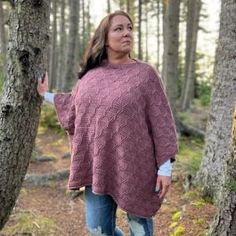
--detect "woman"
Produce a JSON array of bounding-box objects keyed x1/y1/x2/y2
[{"x1": 38, "y1": 11, "x2": 178, "y2": 236}]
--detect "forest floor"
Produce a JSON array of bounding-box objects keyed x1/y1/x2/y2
[{"x1": 1, "y1": 103, "x2": 217, "y2": 236}]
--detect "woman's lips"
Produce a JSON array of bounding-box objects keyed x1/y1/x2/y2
[{"x1": 122, "y1": 41, "x2": 131, "y2": 44}]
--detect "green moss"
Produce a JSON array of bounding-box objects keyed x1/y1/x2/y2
[
  {"x1": 183, "y1": 190, "x2": 199, "y2": 200},
  {"x1": 0, "y1": 53, "x2": 5, "y2": 94},
  {"x1": 171, "y1": 226, "x2": 185, "y2": 236},
  {"x1": 38, "y1": 104, "x2": 65, "y2": 134},
  {"x1": 191, "y1": 199, "x2": 206, "y2": 208},
  {"x1": 193, "y1": 218, "x2": 204, "y2": 225},
  {"x1": 226, "y1": 180, "x2": 236, "y2": 193},
  {"x1": 169, "y1": 222, "x2": 178, "y2": 229},
  {"x1": 176, "y1": 137, "x2": 203, "y2": 175},
  {"x1": 2, "y1": 210, "x2": 56, "y2": 235},
  {"x1": 172, "y1": 211, "x2": 182, "y2": 222}
]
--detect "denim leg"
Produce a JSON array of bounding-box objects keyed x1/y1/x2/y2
[
  {"x1": 85, "y1": 186, "x2": 124, "y2": 236},
  {"x1": 127, "y1": 214, "x2": 153, "y2": 236}
]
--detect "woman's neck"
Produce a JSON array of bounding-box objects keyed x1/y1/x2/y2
[{"x1": 107, "y1": 54, "x2": 134, "y2": 65}]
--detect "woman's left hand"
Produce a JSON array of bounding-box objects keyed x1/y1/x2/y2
[{"x1": 155, "y1": 175, "x2": 171, "y2": 199}]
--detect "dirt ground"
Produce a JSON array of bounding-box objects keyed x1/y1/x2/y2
[{"x1": 1, "y1": 131, "x2": 216, "y2": 236}]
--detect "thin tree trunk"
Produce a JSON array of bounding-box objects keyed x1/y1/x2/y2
[
  {"x1": 126, "y1": 0, "x2": 130, "y2": 13},
  {"x1": 145, "y1": 1, "x2": 148, "y2": 62},
  {"x1": 0, "y1": 1, "x2": 6, "y2": 57},
  {"x1": 138, "y1": 0, "x2": 143, "y2": 60},
  {"x1": 156, "y1": 0, "x2": 160, "y2": 67},
  {"x1": 56, "y1": 0, "x2": 66, "y2": 91},
  {"x1": 49, "y1": 0, "x2": 57, "y2": 91},
  {"x1": 87, "y1": 0, "x2": 91, "y2": 38},
  {"x1": 0, "y1": 0, "x2": 50, "y2": 229},
  {"x1": 180, "y1": 0, "x2": 201, "y2": 111},
  {"x1": 107, "y1": 0, "x2": 111, "y2": 14},
  {"x1": 196, "y1": 0, "x2": 236, "y2": 202},
  {"x1": 63, "y1": 0, "x2": 79, "y2": 91},
  {"x1": 76, "y1": 0, "x2": 81, "y2": 63},
  {"x1": 120, "y1": 0, "x2": 124, "y2": 10},
  {"x1": 82, "y1": 0, "x2": 86, "y2": 55},
  {"x1": 161, "y1": 0, "x2": 167, "y2": 79},
  {"x1": 161, "y1": 0, "x2": 180, "y2": 114}
]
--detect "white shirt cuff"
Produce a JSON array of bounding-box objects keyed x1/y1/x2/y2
[
  {"x1": 44, "y1": 92, "x2": 55, "y2": 104},
  {"x1": 157, "y1": 159, "x2": 172, "y2": 176}
]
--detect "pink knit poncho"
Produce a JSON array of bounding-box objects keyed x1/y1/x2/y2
[{"x1": 54, "y1": 60, "x2": 178, "y2": 218}]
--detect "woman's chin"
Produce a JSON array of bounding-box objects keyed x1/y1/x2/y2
[{"x1": 121, "y1": 47, "x2": 132, "y2": 54}]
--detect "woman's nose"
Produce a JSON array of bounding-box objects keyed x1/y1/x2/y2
[{"x1": 123, "y1": 29, "x2": 131, "y2": 37}]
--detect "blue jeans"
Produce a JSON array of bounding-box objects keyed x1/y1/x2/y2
[{"x1": 85, "y1": 186, "x2": 153, "y2": 236}]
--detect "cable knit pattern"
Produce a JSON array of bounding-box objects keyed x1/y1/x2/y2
[{"x1": 54, "y1": 60, "x2": 178, "y2": 218}]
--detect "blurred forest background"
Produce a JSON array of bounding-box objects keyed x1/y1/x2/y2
[{"x1": 0, "y1": 0, "x2": 236, "y2": 236}]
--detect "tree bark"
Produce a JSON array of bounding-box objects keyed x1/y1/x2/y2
[
  {"x1": 56, "y1": 0, "x2": 66, "y2": 91},
  {"x1": 180, "y1": 0, "x2": 201, "y2": 111},
  {"x1": 0, "y1": 1, "x2": 7, "y2": 57},
  {"x1": 107, "y1": 0, "x2": 111, "y2": 14},
  {"x1": 161, "y1": 0, "x2": 180, "y2": 114},
  {"x1": 49, "y1": 0, "x2": 58, "y2": 91},
  {"x1": 196, "y1": 0, "x2": 236, "y2": 202},
  {"x1": 161, "y1": 0, "x2": 167, "y2": 79},
  {"x1": 138, "y1": 0, "x2": 143, "y2": 60},
  {"x1": 126, "y1": 0, "x2": 130, "y2": 13},
  {"x1": 62, "y1": 0, "x2": 79, "y2": 91},
  {"x1": 145, "y1": 0, "x2": 149, "y2": 62},
  {"x1": 209, "y1": 106, "x2": 236, "y2": 235},
  {"x1": 156, "y1": 0, "x2": 160, "y2": 67},
  {"x1": 0, "y1": 0, "x2": 50, "y2": 229}
]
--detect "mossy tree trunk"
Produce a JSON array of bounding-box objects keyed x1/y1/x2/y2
[
  {"x1": 196, "y1": 0, "x2": 236, "y2": 202},
  {"x1": 0, "y1": 0, "x2": 50, "y2": 229},
  {"x1": 209, "y1": 106, "x2": 236, "y2": 235}
]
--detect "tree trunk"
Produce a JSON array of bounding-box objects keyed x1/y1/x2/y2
[
  {"x1": 0, "y1": 0, "x2": 50, "y2": 229},
  {"x1": 119, "y1": 0, "x2": 125, "y2": 10},
  {"x1": 138, "y1": 0, "x2": 143, "y2": 60},
  {"x1": 161, "y1": 0, "x2": 167, "y2": 79},
  {"x1": 209, "y1": 106, "x2": 236, "y2": 235},
  {"x1": 180, "y1": 0, "x2": 201, "y2": 111},
  {"x1": 161, "y1": 0, "x2": 180, "y2": 114},
  {"x1": 145, "y1": 1, "x2": 148, "y2": 62},
  {"x1": 107, "y1": 0, "x2": 111, "y2": 14},
  {"x1": 56, "y1": 0, "x2": 66, "y2": 91},
  {"x1": 49, "y1": 0, "x2": 58, "y2": 91},
  {"x1": 126, "y1": 0, "x2": 130, "y2": 13},
  {"x1": 62, "y1": 0, "x2": 79, "y2": 91},
  {"x1": 82, "y1": 0, "x2": 86, "y2": 55},
  {"x1": 196, "y1": 0, "x2": 236, "y2": 202},
  {"x1": 0, "y1": 1, "x2": 6, "y2": 57},
  {"x1": 76, "y1": 0, "x2": 82, "y2": 63},
  {"x1": 87, "y1": 0, "x2": 91, "y2": 39},
  {"x1": 156, "y1": 0, "x2": 160, "y2": 67}
]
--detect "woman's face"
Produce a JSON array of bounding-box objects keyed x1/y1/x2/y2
[{"x1": 106, "y1": 15, "x2": 133, "y2": 56}]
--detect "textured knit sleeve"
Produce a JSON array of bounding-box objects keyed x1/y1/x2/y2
[
  {"x1": 146, "y1": 67, "x2": 178, "y2": 168},
  {"x1": 53, "y1": 82, "x2": 79, "y2": 136}
]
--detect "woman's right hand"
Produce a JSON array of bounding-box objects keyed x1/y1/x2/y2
[{"x1": 37, "y1": 71, "x2": 48, "y2": 97}]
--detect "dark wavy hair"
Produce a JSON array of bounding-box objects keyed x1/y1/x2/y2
[{"x1": 78, "y1": 11, "x2": 133, "y2": 79}]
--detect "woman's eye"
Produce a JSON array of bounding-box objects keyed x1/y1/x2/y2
[
  {"x1": 115, "y1": 27, "x2": 122, "y2": 31},
  {"x1": 128, "y1": 26, "x2": 133, "y2": 31}
]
